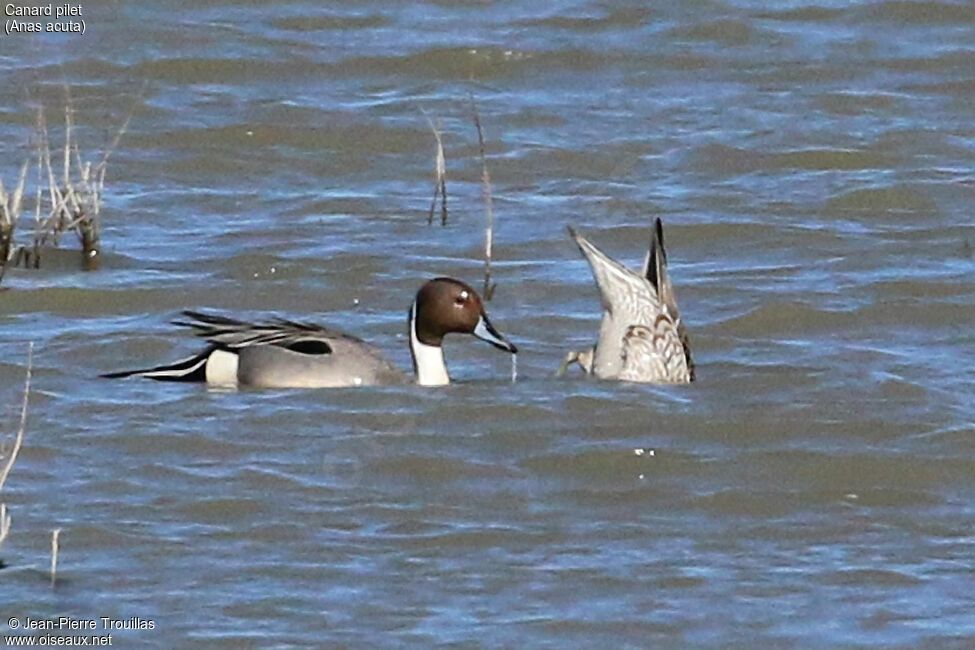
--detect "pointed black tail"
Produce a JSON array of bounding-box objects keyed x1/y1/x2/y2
[{"x1": 101, "y1": 350, "x2": 211, "y2": 382}]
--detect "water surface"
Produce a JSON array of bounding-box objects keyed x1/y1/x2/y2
[{"x1": 1, "y1": 0, "x2": 975, "y2": 646}]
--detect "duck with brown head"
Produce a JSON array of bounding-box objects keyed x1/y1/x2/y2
[
  {"x1": 103, "y1": 277, "x2": 517, "y2": 388},
  {"x1": 409, "y1": 277, "x2": 517, "y2": 386}
]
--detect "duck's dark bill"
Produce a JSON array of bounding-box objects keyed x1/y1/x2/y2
[{"x1": 473, "y1": 315, "x2": 517, "y2": 354}]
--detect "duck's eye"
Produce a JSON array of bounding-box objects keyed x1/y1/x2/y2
[{"x1": 455, "y1": 290, "x2": 469, "y2": 305}]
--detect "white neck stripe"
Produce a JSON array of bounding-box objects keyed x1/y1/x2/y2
[{"x1": 410, "y1": 301, "x2": 450, "y2": 387}]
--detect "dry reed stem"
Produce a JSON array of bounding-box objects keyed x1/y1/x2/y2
[
  {"x1": 0, "y1": 342, "x2": 32, "y2": 494},
  {"x1": 0, "y1": 342, "x2": 33, "y2": 554},
  {"x1": 424, "y1": 114, "x2": 448, "y2": 226},
  {"x1": 50, "y1": 528, "x2": 61, "y2": 586},
  {"x1": 34, "y1": 106, "x2": 69, "y2": 248},
  {"x1": 469, "y1": 93, "x2": 496, "y2": 300},
  {"x1": 0, "y1": 504, "x2": 9, "y2": 551},
  {"x1": 0, "y1": 160, "x2": 30, "y2": 285},
  {"x1": 0, "y1": 160, "x2": 30, "y2": 231}
]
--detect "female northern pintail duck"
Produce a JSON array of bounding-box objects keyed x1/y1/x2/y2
[
  {"x1": 103, "y1": 277, "x2": 517, "y2": 388},
  {"x1": 559, "y1": 218, "x2": 694, "y2": 383}
]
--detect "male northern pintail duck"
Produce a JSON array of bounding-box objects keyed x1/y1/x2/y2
[
  {"x1": 103, "y1": 277, "x2": 517, "y2": 388},
  {"x1": 559, "y1": 218, "x2": 694, "y2": 383}
]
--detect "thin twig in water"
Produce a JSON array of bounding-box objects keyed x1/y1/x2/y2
[
  {"x1": 51, "y1": 528, "x2": 61, "y2": 586},
  {"x1": 0, "y1": 504, "x2": 9, "y2": 552},
  {"x1": 425, "y1": 115, "x2": 448, "y2": 226},
  {"x1": 469, "y1": 93, "x2": 496, "y2": 301},
  {"x1": 0, "y1": 342, "x2": 32, "y2": 494},
  {"x1": 0, "y1": 342, "x2": 33, "y2": 554},
  {"x1": 95, "y1": 83, "x2": 139, "y2": 176}
]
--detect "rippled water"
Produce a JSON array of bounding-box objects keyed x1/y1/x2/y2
[{"x1": 2, "y1": 0, "x2": 975, "y2": 646}]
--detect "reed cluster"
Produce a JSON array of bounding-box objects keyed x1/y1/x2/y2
[{"x1": 0, "y1": 92, "x2": 131, "y2": 286}]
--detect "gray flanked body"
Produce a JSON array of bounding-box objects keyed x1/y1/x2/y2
[
  {"x1": 560, "y1": 218, "x2": 694, "y2": 384},
  {"x1": 235, "y1": 332, "x2": 406, "y2": 388},
  {"x1": 103, "y1": 277, "x2": 517, "y2": 389}
]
